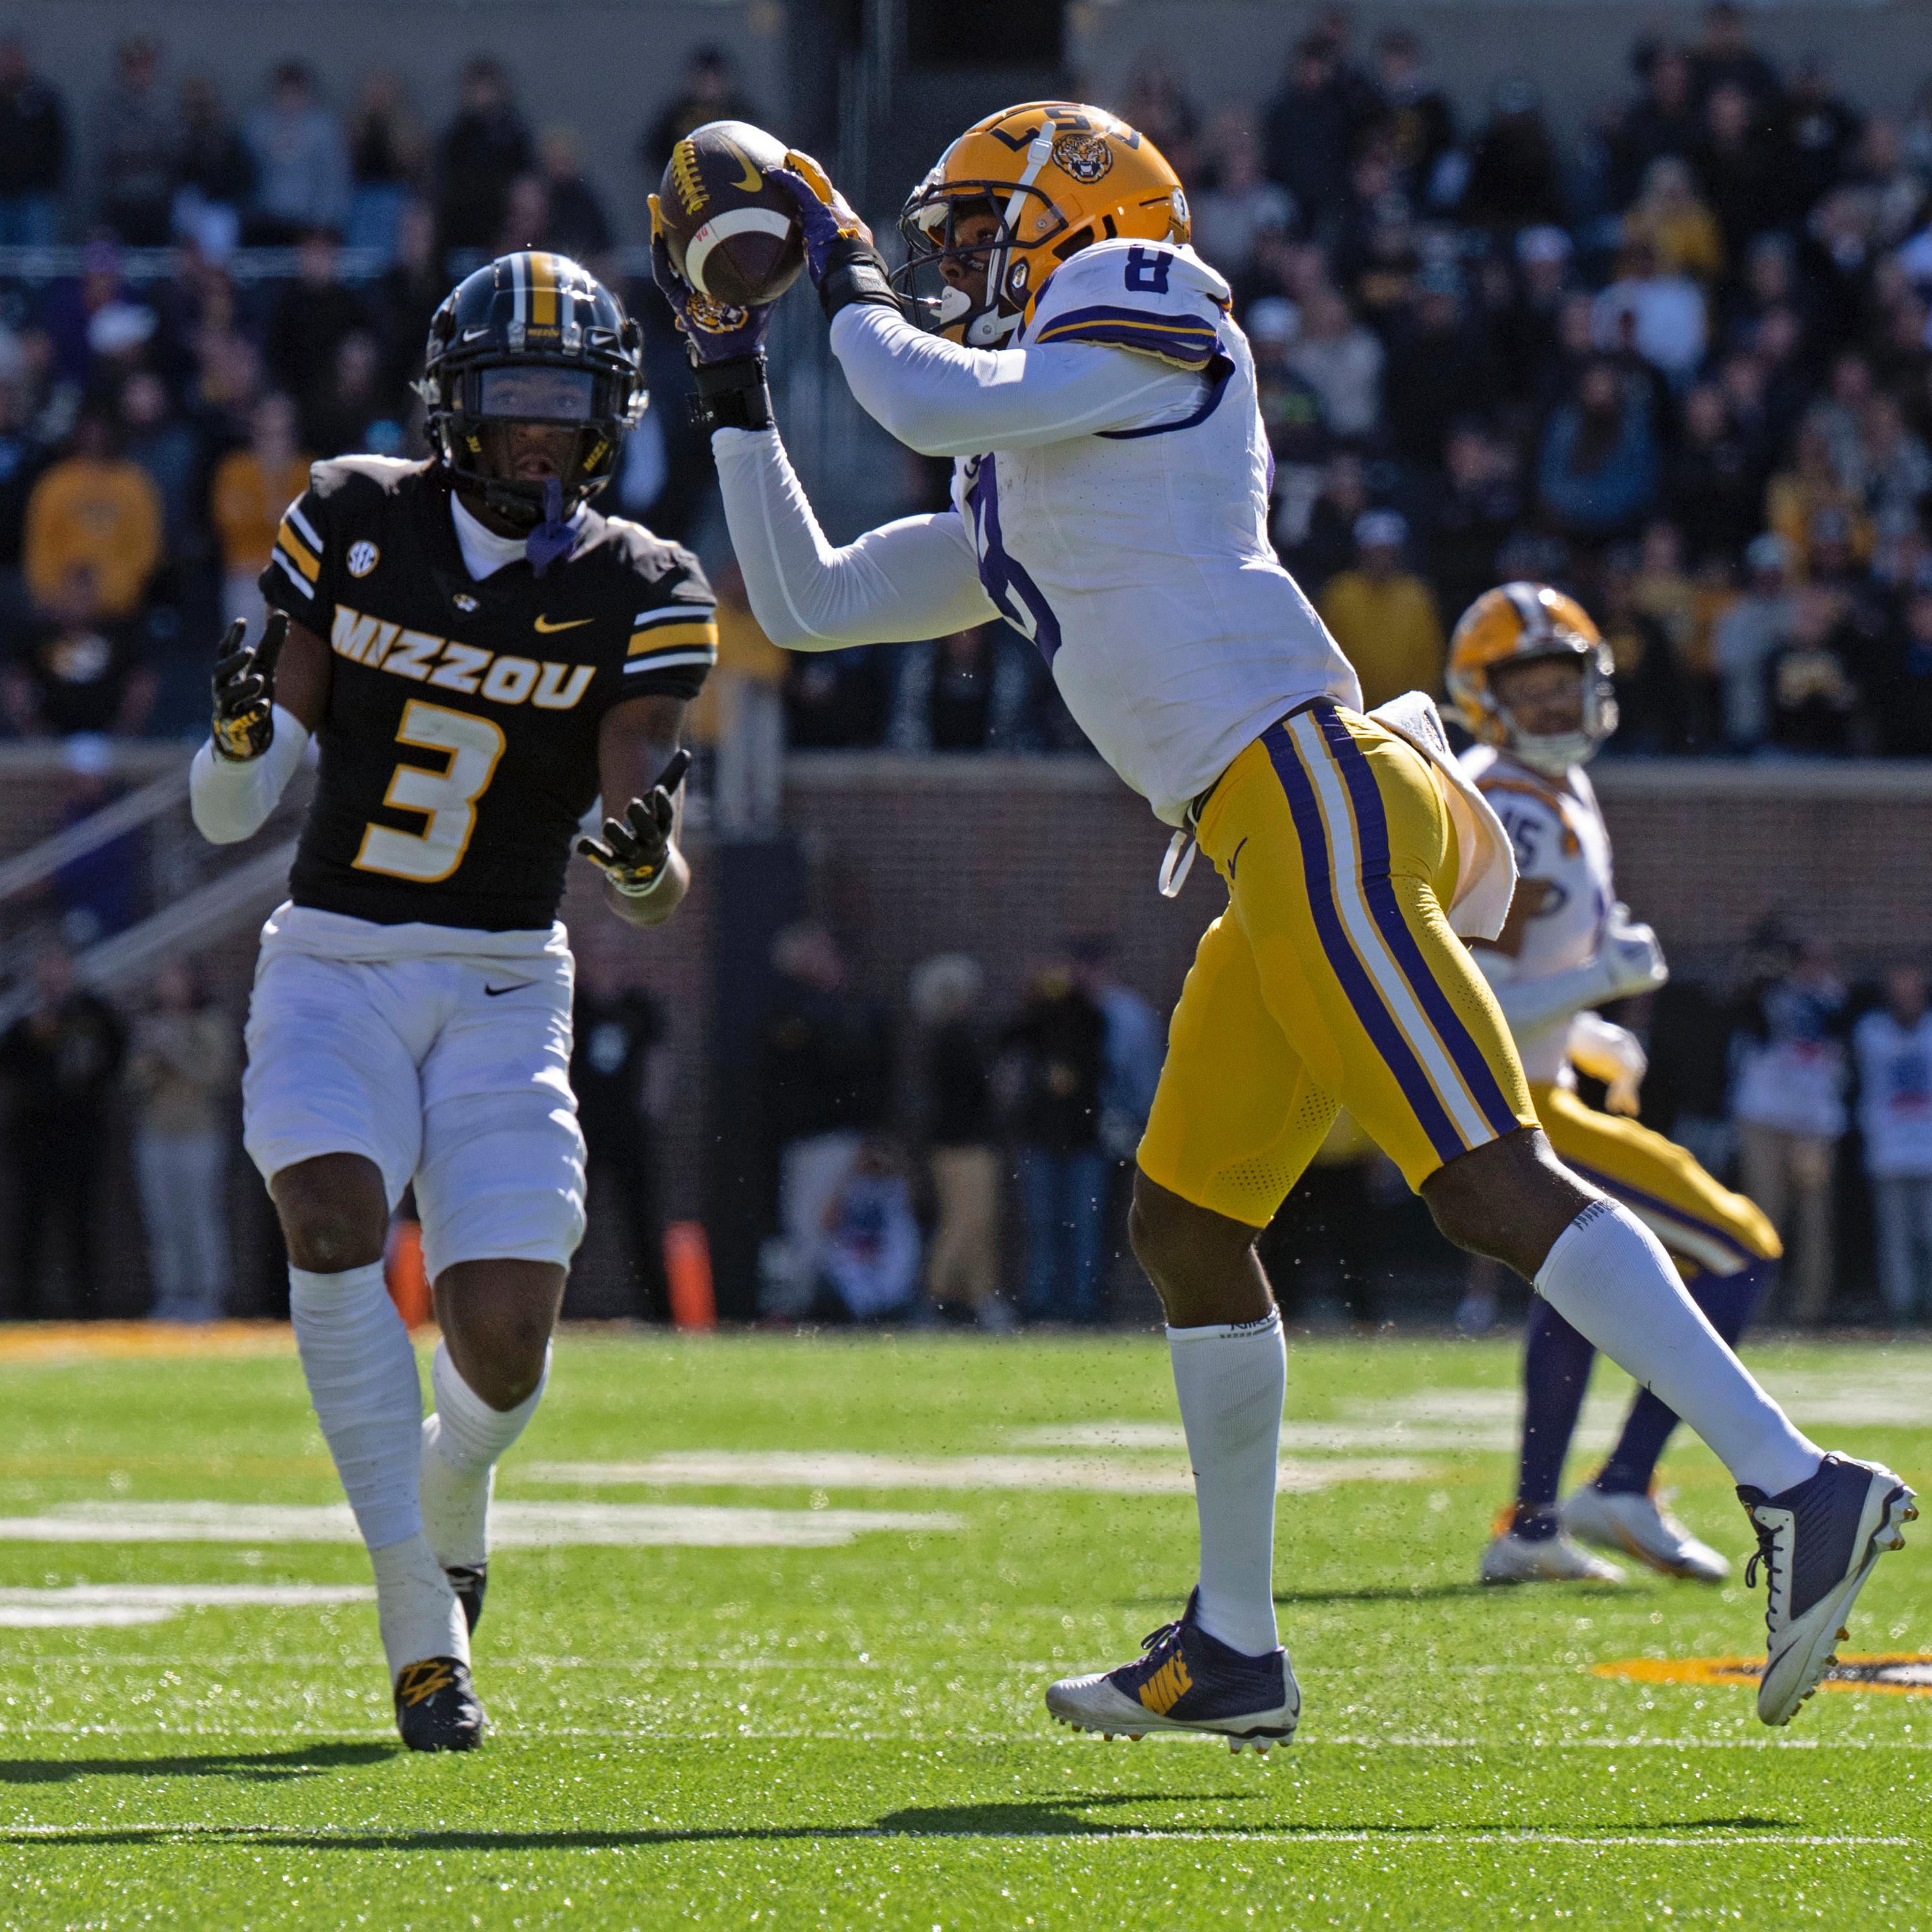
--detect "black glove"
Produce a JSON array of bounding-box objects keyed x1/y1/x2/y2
[
  {"x1": 576, "y1": 747, "x2": 693, "y2": 896},
  {"x1": 211, "y1": 609, "x2": 289, "y2": 762}
]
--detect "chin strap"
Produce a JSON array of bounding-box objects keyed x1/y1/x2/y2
[{"x1": 524, "y1": 479, "x2": 577, "y2": 578}]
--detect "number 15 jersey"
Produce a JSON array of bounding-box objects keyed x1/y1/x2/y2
[{"x1": 259, "y1": 456, "x2": 714, "y2": 931}]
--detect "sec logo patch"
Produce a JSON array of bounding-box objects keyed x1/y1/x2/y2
[{"x1": 347, "y1": 541, "x2": 380, "y2": 578}]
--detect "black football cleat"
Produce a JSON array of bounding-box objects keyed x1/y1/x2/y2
[
  {"x1": 446, "y1": 1564, "x2": 488, "y2": 1634},
  {"x1": 393, "y1": 1657, "x2": 486, "y2": 1751}
]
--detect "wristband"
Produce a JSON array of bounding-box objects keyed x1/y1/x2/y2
[
  {"x1": 607, "y1": 848, "x2": 678, "y2": 899},
  {"x1": 688, "y1": 354, "x2": 774, "y2": 432},
  {"x1": 818, "y1": 237, "x2": 900, "y2": 322}
]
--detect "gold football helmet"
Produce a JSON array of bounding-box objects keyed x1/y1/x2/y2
[
  {"x1": 893, "y1": 101, "x2": 1188, "y2": 346},
  {"x1": 1447, "y1": 582, "x2": 1618, "y2": 774}
]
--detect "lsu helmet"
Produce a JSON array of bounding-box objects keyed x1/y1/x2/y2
[
  {"x1": 1447, "y1": 582, "x2": 1618, "y2": 776},
  {"x1": 417, "y1": 251, "x2": 646, "y2": 530},
  {"x1": 893, "y1": 102, "x2": 1188, "y2": 346}
]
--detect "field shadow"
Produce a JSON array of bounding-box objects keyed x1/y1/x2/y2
[
  {"x1": 0, "y1": 1743, "x2": 393, "y2": 1787},
  {"x1": 874, "y1": 1791, "x2": 1268, "y2": 1836},
  {"x1": 1123, "y1": 1584, "x2": 1491, "y2": 1610}
]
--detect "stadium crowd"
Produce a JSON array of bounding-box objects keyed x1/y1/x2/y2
[{"x1": 0, "y1": 19, "x2": 1928, "y2": 757}]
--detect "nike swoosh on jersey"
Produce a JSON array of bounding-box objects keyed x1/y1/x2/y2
[
  {"x1": 717, "y1": 135, "x2": 762, "y2": 192},
  {"x1": 483, "y1": 982, "x2": 536, "y2": 997},
  {"x1": 534, "y1": 614, "x2": 594, "y2": 634}
]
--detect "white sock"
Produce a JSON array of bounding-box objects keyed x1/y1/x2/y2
[
  {"x1": 288, "y1": 1263, "x2": 427, "y2": 1550},
  {"x1": 1535, "y1": 1201, "x2": 1820, "y2": 1496},
  {"x1": 420, "y1": 1340, "x2": 550, "y2": 1572},
  {"x1": 1169, "y1": 1311, "x2": 1284, "y2": 1655},
  {"x1": 371, "y1": 1533, "x2": 470, "y2": 1676}
]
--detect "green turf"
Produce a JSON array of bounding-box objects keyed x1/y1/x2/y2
[{"x1": 0, "y1": 1329, "x2": 1926, "y2": 1929}]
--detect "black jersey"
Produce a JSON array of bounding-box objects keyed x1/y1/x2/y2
[{"x1": 259, "y1": 457, "x2": 714, "y2": 930}]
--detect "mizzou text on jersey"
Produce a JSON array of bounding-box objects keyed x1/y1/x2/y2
[{"x1": 260, "y1": 455, "x2": 716, "y2": 930}]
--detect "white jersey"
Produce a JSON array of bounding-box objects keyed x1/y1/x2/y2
[
  {"x1": 714, "y1": 238, "x2": 1359, "y2": 826},
  {"x1": 1460, "y1": 745, "x2": 1615, "y2": 1084}
]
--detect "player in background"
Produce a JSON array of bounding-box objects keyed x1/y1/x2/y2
[
  {"x1": 1451, "y1": 586, "x2": 1782, "y2": 1587},
  {"x1": 189, "y1": 252, "x2": 714, "y2": 1749},
  {"x1": 650, "y1": 102, "x2": 1909, "y2": 1740}
]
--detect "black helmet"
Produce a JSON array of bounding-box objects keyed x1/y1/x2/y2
[{"x1": 417, "y1": 250, "x2": 646, "y2": 530}]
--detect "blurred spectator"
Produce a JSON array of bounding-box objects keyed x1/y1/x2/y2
[
  {"x1": 1425, "y1": 421, "x2": 1522, "y2": 623},
  {"x1": 1261, "y1": 35, "x2": 1365, "y2": 228},
  {"x1": 174, "y1": 76, "x2": 254, "y2": 259},
  {"x1": 1285, "y1": 286, "x2": 1382, "y2": 441},
  {"x1": 377, "y1": 198, "x2": 447, "y2": 400},
  {"x1": 1318, "y1": 509, "x2": 1444, "y2": 706},
  {"x1": 435, "y1": 57, "x2": 530, "y2": 254},
  {"x1": 241, "y1": 62, "x2": 348, "y2": 244},
  {"x1": 1623, "y1": 157, "x2": 1725, "y2": 283},
  {"x1": 1607, "y1": 44, "x2": 1700, "y2": 212},
  {"x1": 120, "y1": 370, "x2": 205, "y2": 581},
  {"x1": 1667, "y1": 383, "x2": 1764, "y2": 562},
  {"x1": 0, "y1": 943, "x2": 126, "y2": 1318},
  {"x1": 128, "y1": 958, "x2": 235, "y2": 1323},
  {"x1": 1764, "y1": 584, "x2": 1860, "y2": 753},
  {"x1": 265, "y1": 230, "x2": 370, "y2": 412},
  {"x1": 909, "y1": 954, "x2": 1011, "y2": 1331},
  {"x1": 811, "y1": 1138, "x2": 922, "y2": 1324},
  {"x1": 1593, "y1": 240, "x2": 1708, "y2": 380},
  {"x1": 23, "y1": 412, "x2": 160, "y2": 620},
  {"x1": 494, "y1": 173, "x2": 549, "y2": 256},
  {"x1": 570, "y1": 943, "x2": 671, "y2": 1323},
  {"x1": 1596, "y1": 545, "x2": 1685, "y2": 750},
  {"x1": 641, "y1": 47, "x2": 757, "y2": 183},
  {"x1": 1731, "y1": 935, "x2": 1848, "y2": 1322},
  {"x1": 1190, "y1": 111, "x2": 1294, "y2": 276},
  {"x1": 346, "y1": 70, "x2": 425, "y2": 261},
  {"x1": 759, "y1": 923, "x2": 889, "y2": 1318},
  {"x1": 1767, "y1": 422, "x2": 1873, "y2": 574},
  {"x1": 93, "y1": 37, "x2": 177, "y2": 246},
  {"x1": 1460, "y1": 79, "x2": 1564, "y2": 231},
  {"x1": 1537, "y1": 359, "x2": 1660, "y2": 543},
  {"x1": 1689, "y1": 2, "x2": 1785, "y2": 114},
  {"x1": 1373, "y1": 30, "x2": 1456, "y2": 207},
  {"x1": 1070, "y1": 937, "x2": 1164, "y2": 1165},
  {"x1": 1003, "y1": 962, "x2": 1108, "y2": 1324},
  {"x1": 683, "y1": 560, "x2": 787, "y2": 832},
  {"x1": 1259, "y1": 1109, "x2": 1385, "y2": 1325},
  {"x1": 1380, "y1": 266, "x2": 1496, "y2": 466},
  {"x1": 1781, "y1": 56, "x2": 1862, "y2": 217},
  {"x1": 210, "y1": 392, "x2": 312, "y2": 627},
  {"x1": 785, "y1": 645, "x2": 890, "y2": 749},
  {"x1": 0, "y1": 356, "x2": 45, "y2": 575},
  {"x1": 537, "y1": 128, "x2": 612, "y2": 264},
  {"x1": 1714, "y1": 532, "x2": 1799, "y2": 745},
  {"x1": 303, "y1": 330, "x2": 399, "y2": 458},
  {"x1": 888, "y1": 625, "x2": 1044, "y2": 754},
  {"x1": 4, "y1": 566, "x2": 155, "y2": 738},
  {"x1": 0, "y1": 35, "x2": 65, "y2": 245},
  {"x1": 1869, "y1": 575, "x2": 1932, "y2": 757},
  {"x1": 1854, "y1": 967, "x2": 1932, "y2": 1322},
  {"x1": 1693, "y1": 82, "x2": 1785, "y2": 264},
  {"x1": 1288, "y1": 449, "x2": 1370, "y2": 592}
]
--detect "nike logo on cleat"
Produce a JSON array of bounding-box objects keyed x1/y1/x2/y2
[{"x1": 483, "y1": 982, "x2": 535, "y2": 997}]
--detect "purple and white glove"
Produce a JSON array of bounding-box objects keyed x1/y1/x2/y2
[
  {"x1": 769, "y1": 151, "x2": 899, "y2": 321},
  {"x1": 648, "y1": 195, "x2": 776, "y2": 432}
]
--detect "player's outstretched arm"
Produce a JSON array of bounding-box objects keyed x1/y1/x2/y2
[
  {"x1": 580, "y1": 698, "x2": 691, "y2": 929},
  {"x1": 189, "y1": 611, "x2": 329, "y2": 845}
]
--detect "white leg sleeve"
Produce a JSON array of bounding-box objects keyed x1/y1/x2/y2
[
  {"x1": 1168, "y1": 1312, "x2": 1285, "y2": 1656},
  {"x1": 1534, "y1": 1201, "x2": 1820, "y2": 1497},
  {"x1": 419, "y1": 1340, "x2": 549, "y2": 1573}
]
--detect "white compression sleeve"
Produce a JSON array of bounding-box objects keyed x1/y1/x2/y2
[
  {"x1": 419, "y1": 1340, "x2": 550, "y2": 1573},
  {"x1": 829, "y1": 302, "x2": 1207, "y2": 457},
  {"x1": 1473, "y1": 946, "x2": 1623, "y2": 1036},
  {"x1": 712, "y1": 426, "x2": 998, "y2": 650},
  {"x1": 1169, "y1": 1312, "x2": 1286, "y2": 1655},
  {"x1": 189, "y1": 704, "x2": 309, "y2": 844},
  {"x1": 1534, "y1": 1200, "x2": 1820, "y2": 1495}
]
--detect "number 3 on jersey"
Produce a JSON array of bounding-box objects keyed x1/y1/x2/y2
[{"x1": 354, "y1": 699, "x2": 506, "y2": 882}]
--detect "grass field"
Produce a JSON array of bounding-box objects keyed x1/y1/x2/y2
[{"x1": 0, "y1": 1324, "x2": 1927, "y2": 1930}]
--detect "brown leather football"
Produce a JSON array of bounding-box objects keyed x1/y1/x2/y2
[{"x1": 657, "y1": 120, "x2": 806, "y2": 310}]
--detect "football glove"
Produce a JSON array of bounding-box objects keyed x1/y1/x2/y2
[
  {"x1": 648, "y1": 195, "x2": 774, "y2": 366},
  {"x1": 1596, "y1": 905, "x2": 1668, "y2": 1003},
  {"x1": 770, "y1": 151, "x2": 898, "y2": 320},
  {"x1": 577, "y1": 747, "x2": 692, "y2": 897},
  {"x1": 210, "y1": 609, "x2": 288, "y2": 762},
  {"x1": 1569, "y1": 1011, "x2": 1648, "y2": 1117}
]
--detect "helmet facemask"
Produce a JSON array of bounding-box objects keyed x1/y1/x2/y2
[
  {"x1": 1487, "y1": 645, "x2": 1618, "y2": 776},
  {"x1": 437, "y1": 361, "x2": 637, "y2": 532},
  {"x1": 894, "y1": 181, "x2": 1072, "y2": 346}
]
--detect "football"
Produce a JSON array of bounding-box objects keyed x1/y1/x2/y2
[{"x1": 657, "y1": 119, "x2": 807, "y2": 310}]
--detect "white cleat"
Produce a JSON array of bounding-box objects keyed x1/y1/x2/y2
[
  {"x1": 1481, "y1": 1527, "x2": 1626, "y2": 1585},
  {"x1": 1561, "y1": 1485, "x2": 1730, "y2": 1582},
  {"x1": 1740, "y1": 1453, "x2": 1917, "y2": 1726}
]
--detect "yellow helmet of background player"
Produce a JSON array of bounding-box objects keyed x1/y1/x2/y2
[
  {"x1": 892, "y1": 101, "x2": 1189, "y2": 347},
  {"x1": 1447, "y1": 582, "x2": 1618, "y2": 775}
]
